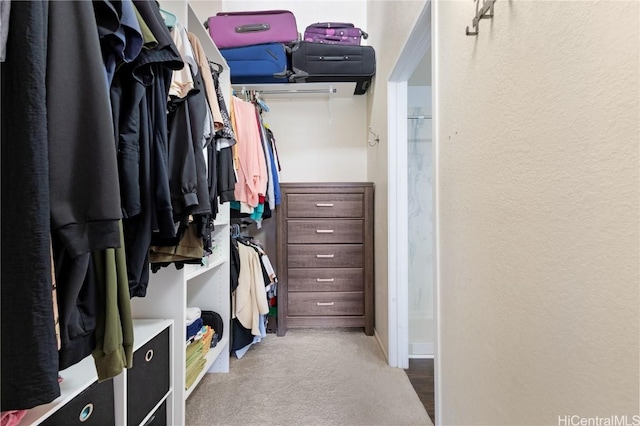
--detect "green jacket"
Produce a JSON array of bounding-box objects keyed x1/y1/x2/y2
[{"x1": 92, "y1": 221, "x2": 134, "y2": 380}]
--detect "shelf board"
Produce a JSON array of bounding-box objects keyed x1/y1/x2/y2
[
  {"x1": 213, "y1": 219, "x2": 229, "y2": 227},
  {"x1": 184, "y1": 335, "x2": 229, "y2": 399},
  {"x1": 185, "y1": 256, "x2": 227, "y2": 281},
  {"x1": 232, "y1": 82, "x2": 357, "y2": 99},
  {"x1": 19, "y1": 356, "x2": 98, "y2": 426},
  {"x1": 133, "y1": 319, "x2": 173, "y2": 351}
]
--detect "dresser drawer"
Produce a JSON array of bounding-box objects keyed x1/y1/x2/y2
[
  {"x1": 287, "y1": 194, "x2": 363, "y2": 218},
  {"x1": 288, "y1": 245, "x2": 363, "y2": 268},
  {"x1": 42, "y1": 379, "x2": 114, "y2": 425},
  {"x1": 127, "y1": 327, "x2": 170, "y2": 426},
  {"x1": 288, "y1": 292, "x2": 364, "y2": 316},
  {"x1": 287, "y1": 220, "x2": 363, "y2": 244},
  {"x1": 288, "y1": 268, "x2": 363, "y2": 292}
]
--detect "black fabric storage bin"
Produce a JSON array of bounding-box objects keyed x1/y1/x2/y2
[
  {"x1": 127, "y1": 327, "x2": 170, "y2": 426},
  {"x1": 141, "y1": 400, "x2": 167, "y2": 426},
  {"x1": 42, "y1": 379, "x2": 115, "y2": 425}
]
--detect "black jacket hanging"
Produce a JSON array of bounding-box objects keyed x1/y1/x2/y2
[
  {"x1": 113, "y1": 0, "x2": 184, "y2": 296},
  {"x1": 1, "y1": 0, "x2": 60, "y2": 411}
]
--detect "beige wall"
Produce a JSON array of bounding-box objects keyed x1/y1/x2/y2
[
  {"x1": 437, "y1": 1, "x2": 639, "y2": 423},
  {"x1": 260, "y1": 97, "x2": 368, "y2": 183},
  {"x1": 367, "y1": 0, "x2": 429, "y2": 359}
]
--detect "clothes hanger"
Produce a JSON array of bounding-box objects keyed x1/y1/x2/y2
[
  {"x1": 254, "y1": 92, "x2": 270, "y2": 113},
  {"x1": 159, "y1": 8, "x2": 177, "y2": 29},
  {"x1": 230, "y1": 224, "x2": 241, "y2": 239},
  {"x1": 208, "y1": 61, "x2": 224, "y2": 75}
]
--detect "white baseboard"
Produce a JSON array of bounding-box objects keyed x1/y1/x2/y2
[
  {"x1": 409, "y1": 354, "x2": 434, "y2": 359},
  {"x1": 410, "y1": 342, "x2": 434, "y2": 356},
  {"x1": 373, "y1": 329, "x2": 389, "y2": 364}
]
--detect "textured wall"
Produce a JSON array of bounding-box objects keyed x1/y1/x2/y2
[
  {"x1": 437, "y1": 1, "x2": 640, "y2": 423},
  {"x1": 259, "y1": 97, "x2": 368, "y2": 183}
]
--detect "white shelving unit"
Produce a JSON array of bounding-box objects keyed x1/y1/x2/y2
[
  {"x1": 131, "y1": 207, "x2": 230, "y2": 425},
  {"x1": 19, "y1": 319, "x2": 174, "y2": 426},
  {"x1": 183, "y1": 334, "x2": 229, "y2": 400}
]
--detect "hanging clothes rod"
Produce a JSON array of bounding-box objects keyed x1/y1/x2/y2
[
  {"x1": 240, "y1": 87, "x2": 337, "y2": 95},
  {"x1": 407, "y1": 115, "x2": 432, "y2": 119}
]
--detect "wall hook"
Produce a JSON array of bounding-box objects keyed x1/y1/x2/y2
[
  {"x1": 466, "y1": 16, "x2": 479, "y2": 36},
  {"x1": 368, "y1": 126, "x2": 380, "y2": 147},
  {"x1": 466, "y1": 0, "x2": 496, "y2": 36}
]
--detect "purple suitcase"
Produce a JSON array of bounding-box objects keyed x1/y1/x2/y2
[
  {"x1": 303, "y1": 22, "x2": 368, "y2": 45},
  {"x1": 206, "y1": 10, "x2": 298, "y2": 49}
]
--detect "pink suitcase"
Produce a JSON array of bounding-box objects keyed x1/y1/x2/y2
[{"x1": 206, "y1": 10, "x2": 298, "y2": 49}]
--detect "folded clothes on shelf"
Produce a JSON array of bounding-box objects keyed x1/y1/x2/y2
[{"x1": 186, "y1": 318, "x2": 203, "y2": 341}]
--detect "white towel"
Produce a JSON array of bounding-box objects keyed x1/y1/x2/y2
[{"x1": 186, "y1": 307, "x2": 201, "y2": 326}]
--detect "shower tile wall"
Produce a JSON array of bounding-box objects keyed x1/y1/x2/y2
[{"x1": 408, "y1": 86, "x2": 434, "y2": 356}]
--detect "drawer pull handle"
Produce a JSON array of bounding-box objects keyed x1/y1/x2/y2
[
  {"x1": 145, "y1": 349, "x2": 154, "y2": 362},
  {"x1": 79, "y1": 403, "x2": 94, "y2": 422},
  {"x1": 316, "y1": 254, "x2": 335, "y2": 258},
  {"x1": 316, "y1": 203, "x2": 334, "y2": 207},
  {"x1": 316, "y1": 278, "x2": 335, "y2": 282},
  {"x1": 317, "y1": 302, "x2": 335, "y2": 306},
  {"x1": 143, "y1": 415, "x2": 157, "y2": 426},
  {"x1": 316, "y1": 229, "x2": 334, "y2": 234}
]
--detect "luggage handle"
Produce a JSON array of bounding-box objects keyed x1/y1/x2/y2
[
  {"x1": 218, "y1": 10, "x2": 293, "y2": 16},
  {"x1": 319, "y1": 56, "x2": 349, "y2": 61},
  {"x1": 236, "y1": 23, "x2": 270, "y2": 33},
  {"x1": 307, "y1": 23, "x2": 368, "y2": 39},
  {"x1": 319, "y1": 35, "x2": 345, "y2": 41},
  {"x1": 309, "y1": 22, "x2": 355, "y2": 29}
]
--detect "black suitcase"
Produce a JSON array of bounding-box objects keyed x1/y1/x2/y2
[{"x1": 289, "y1": 41, "x2": 376, "y2": 95}]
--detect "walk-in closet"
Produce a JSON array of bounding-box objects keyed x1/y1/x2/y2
[{"x1": 1, "y1": 1, "x2": 378, "y2": 425}]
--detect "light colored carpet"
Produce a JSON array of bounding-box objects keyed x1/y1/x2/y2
[{"x1": 186, "y1": 328, "x2": 433, "y2": 426}]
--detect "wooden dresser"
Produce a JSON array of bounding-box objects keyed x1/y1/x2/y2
[{"x1": 276, "y1": 183, "x2": 374, "y2": 336}]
